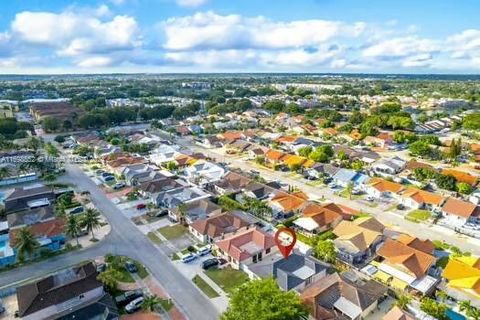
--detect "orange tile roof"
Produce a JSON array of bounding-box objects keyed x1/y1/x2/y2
[
  {"x1": 323, "y1": 202, "x2": 360, "y2": 219},
  {"x1": 10, "y1": 218, "x2": 66, "y2": 247},
  {"x1": 442, "y1": 197, "x2": 480, "y2": 219},
  {"x1": 349, "y1": 129, "x2": 362, "y2": 140},
  {"x1": 271, "y1": 191, "x2": 308, "y2": 212},
  {"x1": 377, "y1": 238, "x2": 436, "y2": 278},
  {"x1": 402, "y1": 188, "x2": 444, "y2": 206},
  {"x1": 276, "y1": 136, "x2": 298, "y2": 144},
  {"x1": 442, "y1": 169, "x2": 478, "y2": 186},
  {"x1": 215, "y1": 227, "x2": 275, "y2": 262},
  {"x1": 265, "y1": 149, "x2": 285, "y2": 161},
  {"x1": 219, "y1": 131, "x2": 244, "y2": 141},
  {"x1": 369, "y1": 178, "x2": 405, "y2": 193},
  {"x1": 396, "y1": 234, "x2": 435, "y2": 255},
  {"x1": 322, "y1": 128, "x2": 337, "y2": 136},
  {"x1": 471, "y1": 143, "x2": 480, "y2": 153},
  {"x1": 383, "y1": 306, "x2": 416, "y2": 320}
]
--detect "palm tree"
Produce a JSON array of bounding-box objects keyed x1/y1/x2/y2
[
  {"x1": 142, "y1": 294, "x2": 161, "y2": 312},
  {"x1": 0, "y1": 166, "x2": 11, "y2": 180},
  {"x1": 65, "y1": 215, "x2": 82, "y2": 246},
  {"x1": 15, "y1": 227, "x2": 39, "y2": 262},
  {"x1": 178, "y1": 203, "x2": 187, "y2": 225},
  {"x1": 459, "y1": 300, "x2": 472, "y2": 314},
  {"x1": 345, "y1": 182, "x2": 354, "y2": 200},
  {"x1": 468, "y1": 307, "x2": 480, "y2": 320},
  {"x1": 97, "y1": 268, "x2": 121, "y2": 291},
  {"x1": 81, "y1": 209, "x2": 102, "y2": 240},
  {"x1": 395, "y1": 295, "x2": 412, "y2": 310}
]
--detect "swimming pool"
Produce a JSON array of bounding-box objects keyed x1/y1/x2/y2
[{"x1": 447, "y1": 309, "x2": 466, "y2": 320}]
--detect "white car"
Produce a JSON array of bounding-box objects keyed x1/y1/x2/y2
[
  {"x1": 196, "y1": 245, "x2": 212, "y2": 256},
  {"x1": 125, "y1": 296, "x2": 144, "y2": 313}
]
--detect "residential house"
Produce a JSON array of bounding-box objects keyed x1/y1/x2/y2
[
  {"x1": 138, "y1": 177, "x2": 184, "y2": 199},
  {"x1": 121, "y1": 164, "x2": 162, "y2": 186},
  {"x1": 182, "y1": 160, "x2": 226, "y2": 186},
  {"x1": 383, "y1": 306, "x2": 416, "y2": 320},
  {"x1": 366, "y1": 178, "x2": 405, "y2": 199},
  {"x1": 16, "y1": 262, "x2": 107, "y2": 320},
  {"x1": 442, "y1": 256, "x2": 480, "y2": 307},
  {"x1": 442, "y1": 169, "x2": 478, "y2": 187},
  {"x1": 332, "y1": 217, "x2": 385, "y2": 266},
  {"x1": 189, "y1": 211, "x2": 252, "y2": 243},
  {"x1": 248, "y1": 251, "x2": 328, "y2": 291},
  {"x1": 0, "y1": 163, "x2": 38, "y2": 186},
  {"x1": 322, "y1": 202, "x2": 360, "y2": 220},
  {"x1": 306, "y1": 163, "x2": 340, "y2": 180},
  {"x1": 174, "y1": 154, "x2": 197, "y2": 168},
  {"x1": 214, "y1": 227, "x2": 276, "y2": 270},
  {"x1": 441, "y1": 197, "x2": 480, "y2": 227},
  {"x1": 227, "y1": 139, "x2": 252, "y2": 153},
  {"x1": 332, "y1": 169, "x2": 370, "y2": 188},
  {"x1": 293, "y1": 203, "x2": 343, "y2": 237},
  {"x1": 301, "y1": 271, "x2": 387, "y2": 320},
  {"x1": 265, "y1": 149, "x2": 286, "y2": 167},
  {"x1": 403, "y1": 160, "x2": 434, "y2": 175},
  {"x1": 364, "y1": 132, "x2": 393, "y2": 149},
  {"x1": 7, "y1": 205, "x2": 55, "y2": 229},
  {"x1": 103, "y1": 154, "x2": 146, "y2": 174},
  {"x1": 56, "y1": 294, "x2": 119, "y2": 320},
  {"x1": 269, "y1": 191, "x2": 309, "y2": 220},
  {"x1": 371, "y1": 157, "x2": 407, "y2": 176},
  {"x1": 237, "y1": 181, "x2": 276, "y2": 202},
  {"x1": 374, "y1": 236, "x2": 438, "y2": 294},
  {"x1": 202, "y1": 136, "x2": 223, "y2": 149},
  {"x1": 247, "y1": 146, "x2": 268, "y2": 160},
  {"x1": 212, "y1": 171, "x2": 252, "y2": 195},
  {"x1": 4, "y1": 184, "x2": 55, "y2": 213},
  {"x1": 217, "y1": 131, "x2": 245, "y2": 142},
  {"x1": 169, "y1": 198, "x2": 221, "y2": 224},
  {"x1": 399, "y1": 188, "x2": 445, "y2": 210},
  {"x1": 154, "y1": 186, "x2": 211, "y2": 211},
  {"x1": 149, "y1": 145, "x2": 181, "y2": 166}
]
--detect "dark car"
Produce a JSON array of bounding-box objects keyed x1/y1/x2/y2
[
  {"x1": 125, "y1": 261, "x2": 138, "y2": 273},
  {"x1": 136, "y1": 203, "x2": 147, "y2": 210},
  {"x1": 115, "y1": 290, "x2": 143, "y2": 307},
  {"x1": 201, "y1": 258, "x2": 219, "y2": 270},
  {"x1": 69, "y1": 206, "x2": 84, "y2": 215}
]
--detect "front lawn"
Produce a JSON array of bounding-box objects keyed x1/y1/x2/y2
[
  {"x1": 192, "y1": 275, "x2": 220, "y2": 298},
  {"x1": 157, "y1": 224, "x2": 188, "y2": 240},
  {"x1": 405, "y1": 209, "x2": 431, "y2": 223},
  {"x1": 147, "y1": 232, "x2": 163, "y2": 245},
  {"x1": 204, "y1": 267, "x2": 249, "y2": 294}
]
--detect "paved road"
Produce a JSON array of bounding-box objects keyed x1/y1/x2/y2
[
  {"x1": 169, "y1": 133, "x2": 480, "y2": 256},
  {"x1": 0, "y1": 163, "x2": 219, "y2": 320}
]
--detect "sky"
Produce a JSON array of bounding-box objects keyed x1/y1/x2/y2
[{"x1": 0, "y1": 0, "x2": 480, "y2": 74}]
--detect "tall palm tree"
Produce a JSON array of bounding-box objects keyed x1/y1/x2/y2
[
  {"x1": 65, "y1": 215, "x2": 82, "y2": 246},
  {"x1": 459, "y1": 300, "x2": 472, "y2": 314},
  {"x1": 15, "y1": 227, "x2": 39, "y2": 262},
  {"x1": 0, "y1": 166, "x2": 11, "y2": 180},
  {"x1": 345, "y1": 182, "x2": 354, "y2": 200},
  {"x1": 81, "y1": 209, "x2": 102, "y2": 240},
  {"x1": 395, "y1": 295, "x2": 412, "y2": 310},
  {"x1": 142, "y1": 294, "x2": 161, "y2": 312}
]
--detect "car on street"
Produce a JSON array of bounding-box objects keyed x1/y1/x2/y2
[
  {"x1": 69, "y1": 206, "x2": 84, "y2": 215},
  {"x1": 125, "y1": 261, "x2": 138, "y2": 273},
  {"x1": 181, "y1": 253, "x2": 197, "y2": 263},
  {"x1": 115, "y1": 290, "x2": 143, "y2": 307},
  {"x1": 328, "y1": 183, "x2": 338, "y2": 189},
  {"x1": 125, "y1": 296, "x2": 144, "y2": 313},
  {"x1": 113, "y1": 182, "x2": 126, "y2": 190},
  {"x1": 201, "y1": 258, "x2": 219, "y2": 270},
  {"x1": 103, "y1": 175, "x2": 115, "y2": 182},
  {"x1": 136, "y1": 203, "x2": 147, "y2": 210}
]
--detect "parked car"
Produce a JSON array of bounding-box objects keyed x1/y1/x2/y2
[
  {"x1": 201, "y1": 258, "x2": 219, "y2": 270},
  {"x1": 103, "y1": 176, "x2": 115, "y2": 182},
  {"x1": 181, "y1": 253, "x2": 197, "y2": 263},
  {"x1": 328, "y1": 183, "x2": 338, "y2": 189},
  {"x1": 125, "y1": 296, "x2": 144, "y2": 313},
  {"x1": 136, "y1": 203, "x2": 147, "y2": 210},
  {"x1": 196, "y1": 245, "x2": 211, "y2": 256},
  {"x1": 115, "y1": 290, "x2": 143, "y2": 307},
  {"x1": 69, "y1": 206, "x2": 84, "y2": 215},
  {"x1": 366, "y1": 196, "x2": 375, "y2": 202},
  {"x1": 113, "y1": 182, "x2": 126, "y2": 190},
  {"x1": 148, "y1": 209, "x2": 168, "y2": 218},
  {"x1": 396, "y1": 204, "x2": 405, "y2": 210},
  {"x1": 125, "y1": 261, "x2": 138, "y2": 273}
]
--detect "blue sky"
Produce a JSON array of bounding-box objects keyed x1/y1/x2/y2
[{"x1": 0, "y1": 0, "x2": 479, "y2": 73}]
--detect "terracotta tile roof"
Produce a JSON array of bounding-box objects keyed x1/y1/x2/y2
[
  {"x1": 442, "y1": 169, "x2": 478, "y2": 186},
  {"x1": 401, "y1": 188, "x2": 444, "y2": 206},
  {"x1": 471, "y1": 143, "x2": 480, "y2": 153},
  {"x1": 276, "y1": 136, "x2": 298, "y2": 144},
  {"x1": 301, "y1": 203, "x2": 342, "y2": 228},
  {"x1": 349, "y1": 129, "x2": 362, "y2": 140},
  {"x1": 271, "y1": 191, "x2": 308, "y2": 212},
  {"x1": 376, "y1": 132, "x2": 392, "y2": 141},
  {"x1": 215, "y1": 227, "x2": 275, "y2": 262},
  {"x1": 265, "y1": 149, "x2": 285, "y2": 161},
  {"x1": 322, "y1": 203, "x2": 359, "y2": 219},
  {"x1": 369, "y1": 178, "x2": 405, "y2": 194},
  {"x1": 383, "y1": 306, "x2": 415, "y2": 320},
  {"x1": 219, "y1": 131, "x2": 244, "y2": 141},
  {"x1": 174, "y1": 154, "x2": 196, "y2": 166},
  {"x1": 377, "y1": 238, "x2": 435, "y2": 278},
  {"x1": 191, "y1": 212, "x2": 250, "y2": 238},
  {"x1": 322, "y1": 128, "x2": 337, "y2": 136},
  {"x1": 396, "y1": 234, "x2": 435, "y2": 255},
  {"x1": 10, "y1": 218, "x2": 66, "y2": 247},
  {"x1": 442, "y1": 197, "x2": 480, "y2": 219},
  {"x1": 333, "y1": 219, "x2": 383, "y2": 253},
  {"x1": 405, "y1": 160, "x2": 434, "y2": 172}
]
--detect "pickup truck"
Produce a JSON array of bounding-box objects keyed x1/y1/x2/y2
[{"x1": 115, "y1": 290, "x2": 143, "y2": 307}]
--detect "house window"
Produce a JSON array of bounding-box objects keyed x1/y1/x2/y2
[{"x1": 266, "y1": 248, "x2": 270, "y2": 254}]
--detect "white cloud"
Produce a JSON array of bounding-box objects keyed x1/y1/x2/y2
[
  {"x1": 362, "y1": 36, "x2": 439, "y2": 58},
  {"x1": 11, "y1": 9, "x2": 140, "y2": 57},
  {"x1": 176, "y1": 0, "x2": 209, "y2": 8},
  {"x1": 162, "y1": 11, "x2": 365, "y2": 51},
  {"x1": 77, "y1": 56, "x2": 114, "y2": 68}
]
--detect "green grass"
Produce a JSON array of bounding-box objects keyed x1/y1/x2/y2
[
  {"x1": 134, "y1": 261, "x2": 149, "y2": 279},
  {"x1": 205, "y1": 267, "x2": 249, "y2": 294},
  {"x1": 405, "y1": 209, "x2": 431, "y2": 223},
  {"x1": 306, "y1": 180, "x2": 324, "y2": 187},
  {"x1": 192, "y1": 275, "x2": 220, "y2": 298},
  {"x1": 115, "y1": 268, "x2": 135, "y2": 283},
  {"x1": 159, "y1": 299, "x2": 174, "y2": 312},
  {"x1": 147, "y1": 232, "x2": 163, "y2": 244},
  {"x1": 337, "y1": 190, "x2": 363, "y2": 200},
  {"x1": 172, "y1": 253, "x2": 180, "y2": 261},
  {"x1": 157, "y1": 224, "x2": 188, "y2": 240}
]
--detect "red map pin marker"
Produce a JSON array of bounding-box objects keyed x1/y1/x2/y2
[{"x1": 275, "y1": 227, "x2": 297, "y2": 259}]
